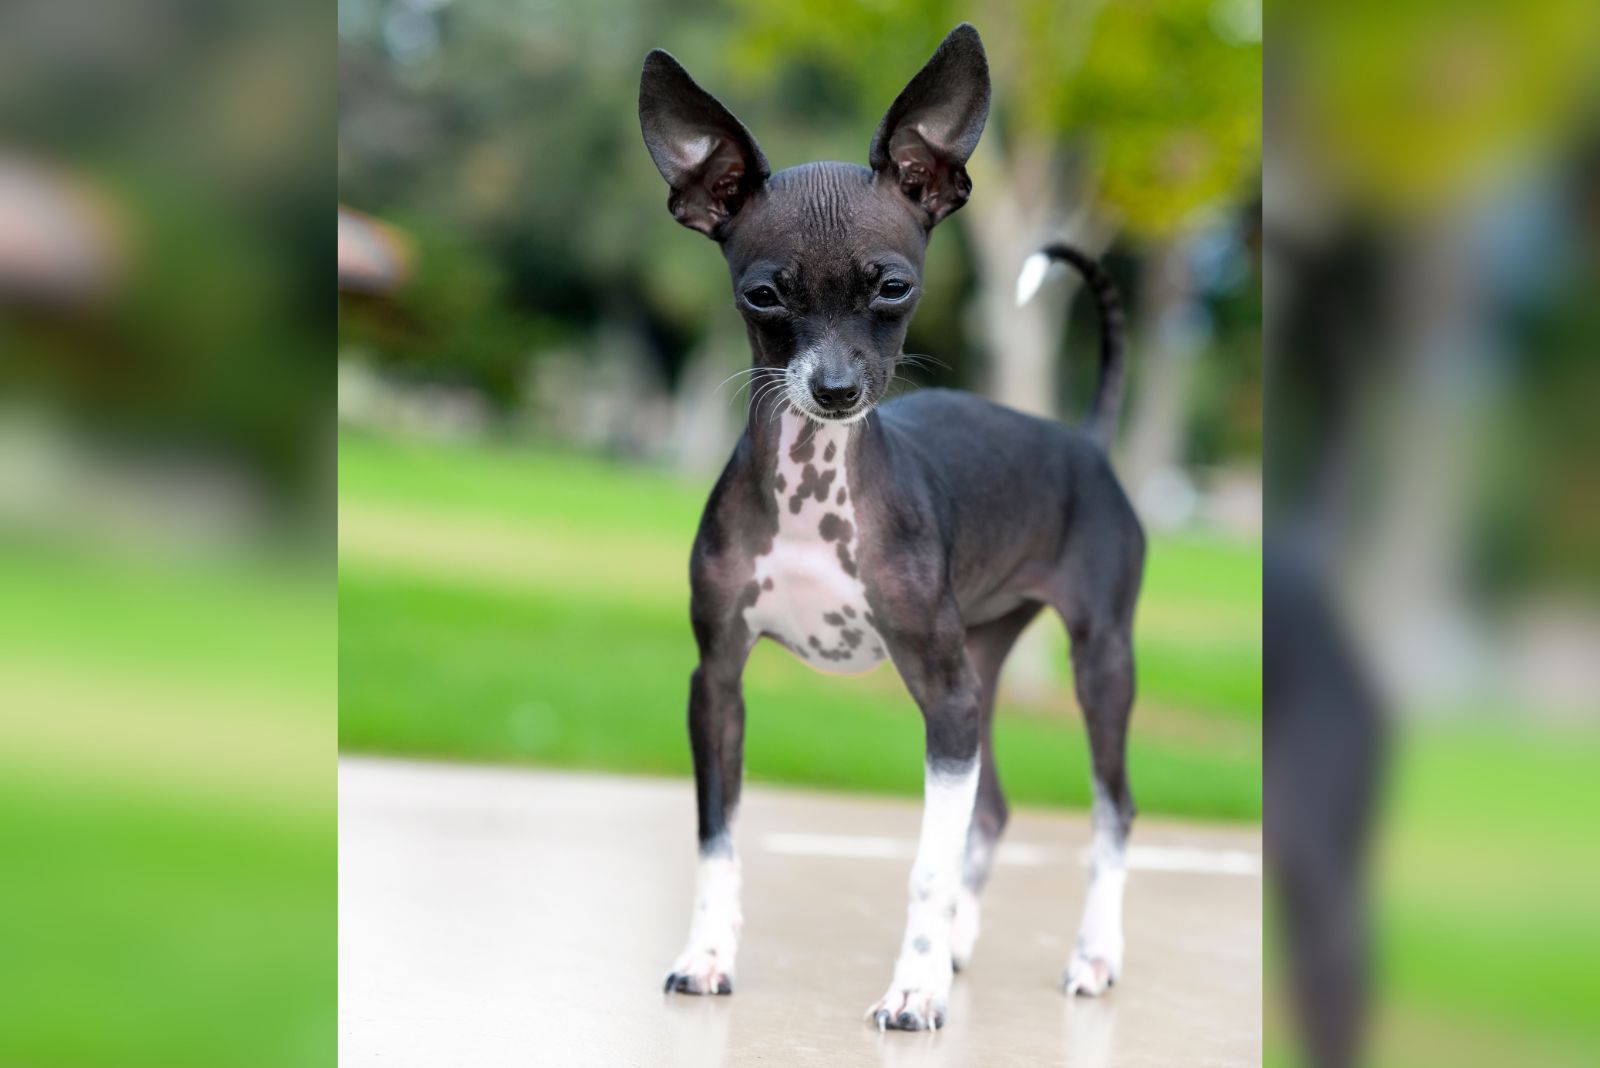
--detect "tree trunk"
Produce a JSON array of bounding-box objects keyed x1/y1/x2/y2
[
  {"x1": 1347, "y1": 218, "x2": 1490, "y2": 709},
  {"x1": 963, "y1": 155, "x2": 1066, "y2": 418},
  {"x1": 1119, "y1": 236, "x2": 1203, "y2": 525}
]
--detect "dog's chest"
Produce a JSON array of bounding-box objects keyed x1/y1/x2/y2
[{"x1": 742, "y1": 414, "x2": 887, "y2": 675}]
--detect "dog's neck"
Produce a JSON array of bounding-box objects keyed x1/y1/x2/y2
[{"x1": 747, "y1": 402, "x2": 873, "y2": 509}]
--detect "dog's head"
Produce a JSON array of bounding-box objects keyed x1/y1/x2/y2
[{"x1": 639, "y1": 25, "x2": 990, "y2": 424}]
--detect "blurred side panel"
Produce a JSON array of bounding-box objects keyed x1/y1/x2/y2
[
  {"x1": 1265, "y1": 0, "x2": 1600, "y2": 1065},
  {"x1": 0, "y1": 1, "x2": 333, "y2": 1066}
]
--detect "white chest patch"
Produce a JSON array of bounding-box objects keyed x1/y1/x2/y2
[{"x1": 743, "y1": 413, "x2": 887, "y2": 675}]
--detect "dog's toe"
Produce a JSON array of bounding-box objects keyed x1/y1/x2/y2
[
  {"x1": 1062, "y1": 953, "x2": 1117, "y2": 997},
  {"x1": 663, "y1": 949, "x2": 733, "y2": 996},
  {"x1": 866, "y1": 988, "x2": 945, "y2": 1031}
]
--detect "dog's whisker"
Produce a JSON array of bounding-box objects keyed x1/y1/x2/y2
[
  {"x1": 712, "y1": 366, "x2": 768, "y2": 397},
  {"x1": 733, "y1": 368, "x2": 780, "y2": 406},
  {"x1": 768, "y1": 383, "x2": 795, "y2": 424},
  {"x1": 747, "y1": 383, "x2": 776, "y2": 420},
  {"x1": 750, "y1": 378, "x2": 788, "y2": 425},
  {"x1": 758, "y1": 391, "x2": 784, "y2": 424},
  {"x1": 885, "y1": 369, "x2": 925, "y2": 399}
]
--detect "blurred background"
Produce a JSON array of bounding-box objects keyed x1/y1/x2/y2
[
  {"x1": 1, "y1": 1, "x2": 331, "y2": 1066},
  {"x1": 336, "y1": 0, "x2": 1265, "y2": 827},
  {"x1": 1264, "y1": 1, "x2": 1600, "y2": 1067},
  {"x1": 10, "y1": 0, "x2": 1595, "y2": 1064}
]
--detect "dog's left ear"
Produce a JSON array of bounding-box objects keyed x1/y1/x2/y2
[{"x1": 869, "y1": 23, "x2": 991, "y2": 227}]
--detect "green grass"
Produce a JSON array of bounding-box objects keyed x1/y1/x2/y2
[
  {"x1": 1265, "y1": 721, "x2": 1600, "y2": 1068},
  {"x1": 1369, "y1": 724, "x2": 1600, "y2": 1063},
  {"x1": 0, "y1": 546, "x2": 332, "y2": 1068},
  {"x1": 338, "y1": 431, "x2": 1262, "y2": 820}
]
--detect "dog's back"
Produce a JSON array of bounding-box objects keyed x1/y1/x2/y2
[{"x1": 874, "y1": 388, "x2": 1141, "y2": 625}]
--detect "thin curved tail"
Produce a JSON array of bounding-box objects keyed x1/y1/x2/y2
[{"x1": 1015, "y1": 243, "x2": 1127, "y2": 450}]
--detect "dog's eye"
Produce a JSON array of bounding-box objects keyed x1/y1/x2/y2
[
  {"x1": 744, "y1": 285, "x2": 781, "y2": 309},
  {"x1": 878, "y1": 279, "x2": 911, "y2": 301}
]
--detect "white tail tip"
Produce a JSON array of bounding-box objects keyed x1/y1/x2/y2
[{"x1": 1015, "y1": 252, "x2": 1050, "y2": 306}]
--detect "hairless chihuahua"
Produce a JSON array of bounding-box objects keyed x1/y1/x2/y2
[{"x1": 641, "y1": 23, "x2": 1142, "y2": 1031}]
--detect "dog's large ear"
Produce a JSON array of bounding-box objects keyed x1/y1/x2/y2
[
  {"x1": 868, "y1": 24, "x2": 991, "y2": 227},
  {"x1": 639, "y1": 50, "x2": 770, "y2": 239}
]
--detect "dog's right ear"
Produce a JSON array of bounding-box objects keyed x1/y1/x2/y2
[{"x1": 639, "y1": 50, "x2": 770, "y2": 240}]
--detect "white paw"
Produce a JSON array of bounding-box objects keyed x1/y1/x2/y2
[
  {"x1": 664, "y1": 946, "x2": 734, "y2": 996},
  {"x1": 666, "y1": 853, "x2": 740, "y2": 995},
  {"x1": 867, "y1": 985, "x2": 947, "y2": 1031},
  {"x1": 949, "y1": 887, "x2": 981, "y2": 971},
  {"x1": 1062, "y1": 950, "x2": 1118, "y2": 997}
]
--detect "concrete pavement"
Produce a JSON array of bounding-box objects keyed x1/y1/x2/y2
[{"x1": 339, "y1": 757, "x2": 1260, "y2": 1067}]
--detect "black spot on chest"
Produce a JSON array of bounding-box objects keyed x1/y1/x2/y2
[
  {"x1": 818, "y1": 510, "x2": 858, "y2": 576},
  {"x1": 737, "y1": 580, "x2": 762, "y2": 612},
  {"x1": 789, "y1": 464, "x2": 837, "y2": 514},
  {"x1": 818, "y1": 512, "x2": 853, "y2": 543}
]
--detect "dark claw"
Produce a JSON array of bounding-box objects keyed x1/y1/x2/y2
[
  {"x1": 932, "y1": 1010, "x2": 946, "y2": 1030},
  {"x1": 715, "y1": 976, "x2": 732, "y2": 995},
  {"x1": 664, "y1": 974, "x2": 676, "y2": 993}
]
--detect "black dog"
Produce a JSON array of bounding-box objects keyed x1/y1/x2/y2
[{"x1": 641, "y1": 23, "x2": 1142, "y2": 1030}]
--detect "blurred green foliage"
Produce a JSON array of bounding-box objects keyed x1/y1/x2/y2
[
  {"x1": 728, "y1": 0, "x2": 1261, "y2": 237},
  {"x1": 338, "y1": 0, "x2": 1263, "y2": 467},
  {"x1": 3, "y1": 0, "x2": 330, "y2": 507},
  {"x1": 1272, "y1": 0, "x2": 1597, "y2": 214}
]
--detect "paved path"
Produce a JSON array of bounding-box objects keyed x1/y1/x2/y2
[{"x1": 340, "y1": 758, "x2": 1260, "y2": 1067}]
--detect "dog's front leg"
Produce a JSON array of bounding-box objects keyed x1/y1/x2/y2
[
  {"x1": 665, "y1": 645, "x2": 749, "y2": 996},
  {"x1": 869, "y1": 614, "x2": 981, "y2": 1031}
]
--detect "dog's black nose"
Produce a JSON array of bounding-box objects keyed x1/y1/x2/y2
[{"x1": 811, "y1": 378, "x2": 861, "y2": 412}]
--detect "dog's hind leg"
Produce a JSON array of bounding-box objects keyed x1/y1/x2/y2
[
  {"x1": 1061, "y1": 621, "x2": 1136, "y2": 995},
  {"x1": 1052, "y1": 512, "x2": 1144, "y2": 996},
  {"x1": 951, "y1": 601, "x2": 1043, "y2": 970}
]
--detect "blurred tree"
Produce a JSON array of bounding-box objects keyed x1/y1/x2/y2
[
  {"x1": 726, "y1": 0, "x2": 1261, "y2": 467},
  {"x1": 338, "y1": 0, "x2": 1261, "y2": 485},
  {"x1": 339, "y1": 0, "x2": 742, "y2": 441}
]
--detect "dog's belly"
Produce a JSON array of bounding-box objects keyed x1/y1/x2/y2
[{"x1": 743, "y1": 412, "x2": 887, "y2": 676}]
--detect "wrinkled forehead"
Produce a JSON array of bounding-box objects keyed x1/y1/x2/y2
[{"x1": 723, "y1": 163, "x2": 926, "y2": 276}]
